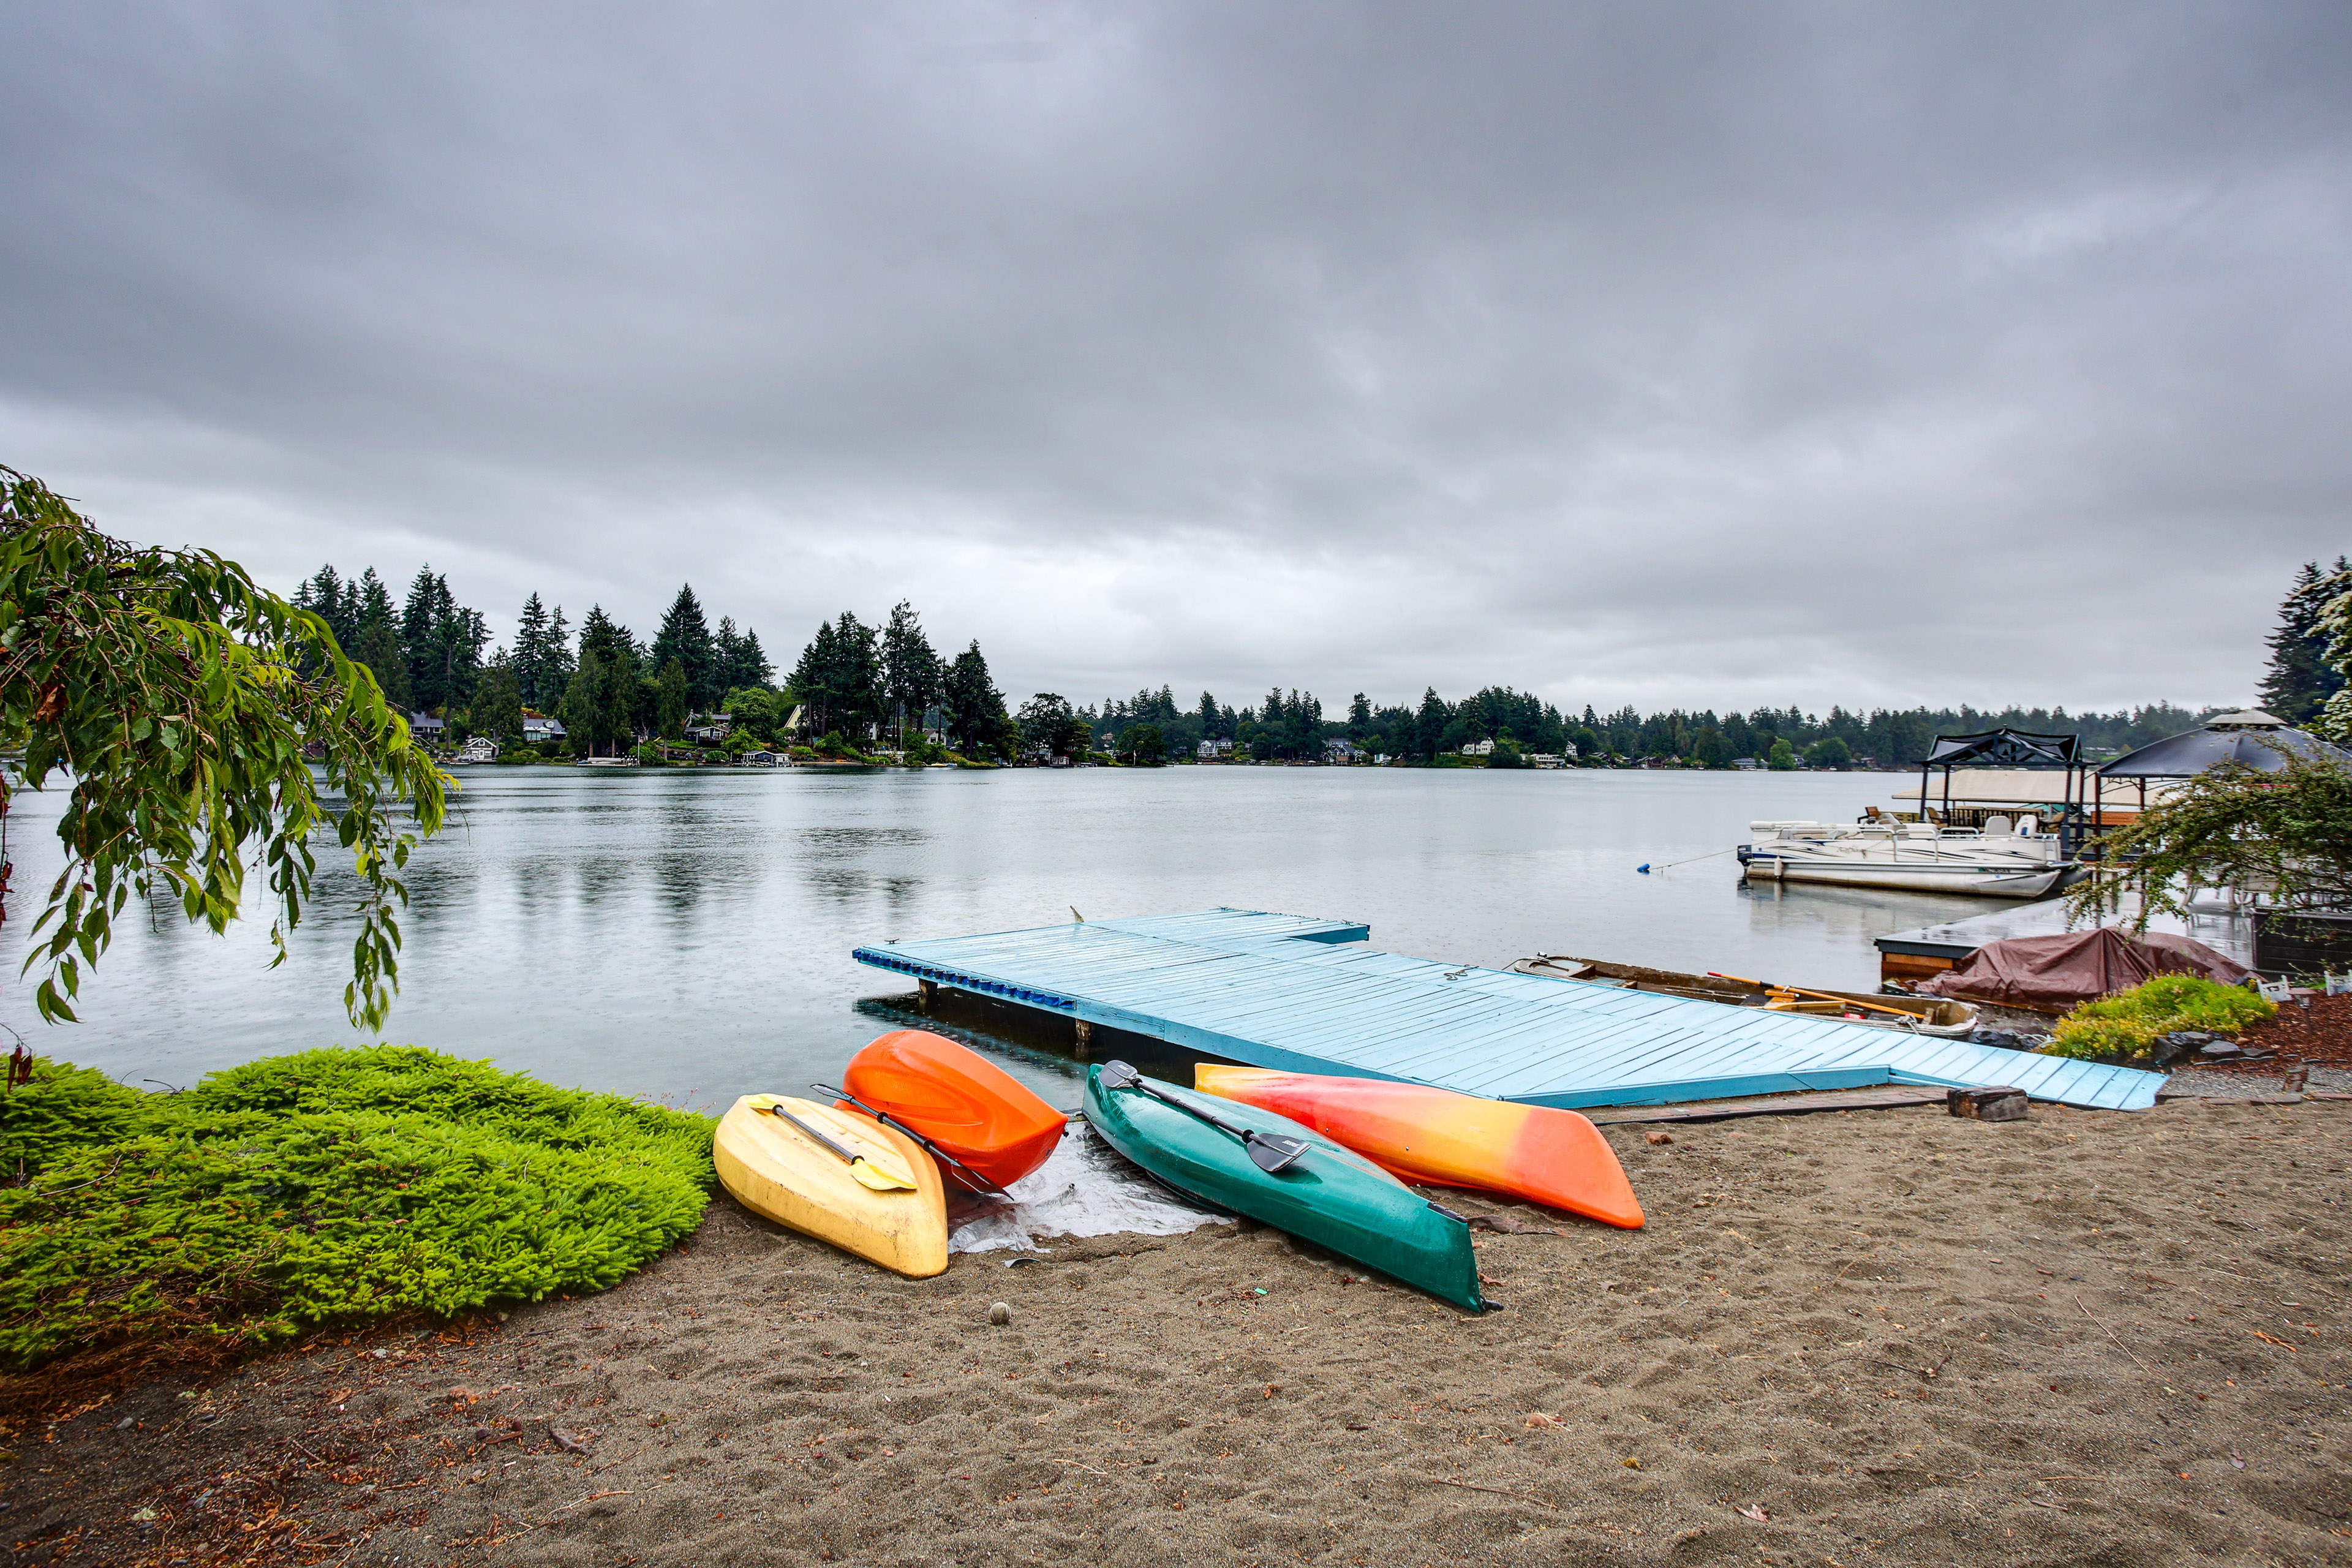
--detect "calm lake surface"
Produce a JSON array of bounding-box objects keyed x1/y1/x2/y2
[{"x1": 1, "y1": 767, "x2": 1998, "y2": 1109}]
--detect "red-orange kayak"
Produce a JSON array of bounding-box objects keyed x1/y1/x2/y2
[
  {"x1": 1193, "y1": 1065, "x2": 1644, "y2": 1229},
  {"x1": 837, "y1": 1030, "x2": 1066, "y2": 1191}
]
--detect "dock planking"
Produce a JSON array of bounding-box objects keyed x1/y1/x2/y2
[{"x1": 853, "y1": 908, "x2": 2163, "y2": 1112}]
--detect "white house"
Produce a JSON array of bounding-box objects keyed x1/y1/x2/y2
[
  {"x1": 522, "y1": 714, "x2": 566, "y2": 745},
  {"x1": 1196, "y1": 738, "x2": 1235, "y2": 759},
  {"x1": 459, "y1": 735, "x2": 499, "y2": 763},
  {"x1": 1323, "y1": 736, "x2": 1365, "y2": 763},
  {"x1": 1459, "y1": 738, "x2": 1494, "y2": 757}
]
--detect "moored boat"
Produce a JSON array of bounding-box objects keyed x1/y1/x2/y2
[
  {"x1": 713, "y1": 1094, "x2": 947, "y2": 1276},
  {"x1": 1509, "y1": 954, "x2": 1979, "y2": 1035},
  {"x1": 1083, "y1": 1062, "x2": 1486, "y2": 1312},
  {"x1": 1193, "y1": 1065, "x2": 1643, "y2": 1229},
  {"x1": 834, "y1": 1029, "x2": 1066, "y2": 1191},
  {"x1": 1737, "y1": 817, "x2": 2079, "y2": 898}
]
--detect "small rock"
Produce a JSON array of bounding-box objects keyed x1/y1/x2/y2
[
  {"x1": 549, "y1": 1425, "x2": 595, "y2": 1453},
  {"x1": 131, "y1": 1506, "x2": 157, "y2": 1523},
  {"x1": 115, "y1": 1417, "x2": 136, "y2": 1430},
  {"x1": 446, "y1": 1385, "x2": 477, "y2": 1404},
  {"x1": 987, "y1": 1302, "x2": 1011, "y2": 1325},
  {"x1": 2199, "y1": 1042, "x2": 2243, "y2": 1060},
  {"x1": 1525, "y1": 1411, "x2": 1562, "y2": 1429},
  {"x1": 1645, "y1": 1131, "x2": 1673, "y2": 1146}
]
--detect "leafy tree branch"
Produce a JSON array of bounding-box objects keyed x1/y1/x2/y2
[{"x1": 1, "y1": 466, "x2": 448, "y2": 1031}]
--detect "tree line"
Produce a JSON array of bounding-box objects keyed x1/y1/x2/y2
[{"x1": 290, "y1": 554, "x2": 2345, "y2": 766}]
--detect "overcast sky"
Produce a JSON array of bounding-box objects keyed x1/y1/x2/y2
[{"x1": 3, "y1": 3, "x2": 2348, "y2": 716}]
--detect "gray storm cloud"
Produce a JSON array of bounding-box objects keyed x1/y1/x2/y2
[{"x1": 2, "y1": 1, "x2": 2347, "y2": 712}]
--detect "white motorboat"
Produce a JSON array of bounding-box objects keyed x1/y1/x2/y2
[{"x1": 1737, "y1": 813, "x2": 2080, "y2": 899}]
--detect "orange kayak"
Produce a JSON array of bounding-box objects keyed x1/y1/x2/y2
[
  {"x1": 837, "y1": 1030, "x2": 1066, "y2": 1191},
  {"x1": 1193, "y1": 1065, "x2": 1644, "y2": 1229}
]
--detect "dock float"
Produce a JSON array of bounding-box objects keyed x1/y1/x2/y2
[{"x1": 854, "y1": 908, "x2": 2163, "y2": 1112}]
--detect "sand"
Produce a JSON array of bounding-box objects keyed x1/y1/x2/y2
[{"x1": 8, "y1": 1095, "x2": 2351, "y2": 1567}]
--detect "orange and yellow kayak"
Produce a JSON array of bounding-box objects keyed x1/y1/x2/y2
[
  {"x1": 839, "y1": 1030, "x2": 1066, "y2": 1191},
  {"x1": 1193, "y1": 1065, "x2": 1644, "y2": 1229}
]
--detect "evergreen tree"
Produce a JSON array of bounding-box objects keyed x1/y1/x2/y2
[
  {"x1": 559, "y1": 649, "x2": 606, "y2": 755},
  {"x1": 512, "y1": 593, "x2": 571, "y2": 712},
  {"x1": 943, "y1": 641, "x2": 1009, "y2": 756},
  {"x1": 737, "y1": 626, "x2": 772, "y2": 689},
  {"x1": 880, "y1": 600, "x2": 942, "y2": 741},
  {"x1": 657, "y1": 657, "x2": 689, "y2": 739},
  {"x1": 1414, "y1": 688, "x2": 1450, "y2": 761},
  {"x1": 294, "y1": 565, "x2": 353, "y2": 654},
  {"x1": 2261, "y1": 558, "x2": 2351, "y2": 724},
  {"x1": 651, "y1": 584, "x2": 717, "y2": 709},
  {"x1": 576, "y1": 605, "x2": 632, "y2": 663},
  {"x1": 399, "y1": 567, "x2": 486, "y2": 713},
  {"x1": 470, "y1": 659, "x2": 524, "y2": 743}
]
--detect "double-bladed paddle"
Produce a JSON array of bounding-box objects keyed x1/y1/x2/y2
[
  {"x1": 744, "y1": 1095, "x2": 916, "y2": 1193},
  {"x1": 809, "y1": 1082, "x2": 1012, "y2": 1199},
  {"x1": 1096, "y1": 1059, "x2": 1311, "y2": 1174}
]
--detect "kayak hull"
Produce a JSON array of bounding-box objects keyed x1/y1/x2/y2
[
  {"x1": 1194, "y1": 1066, "x2": 1645, "y2": 1231},
  {"x1": 1082, "y1": 1066, "x2": 1485, "y2": 1312},
  {"x1": 839, "y1": 1029, "x2": 1066, "y2": 1189},
  {"x1": 715, "y1": 1095, "x2": 948, "y2": 1277}
]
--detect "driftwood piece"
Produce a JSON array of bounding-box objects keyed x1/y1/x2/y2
[{"x1": 1947, "y1": 1086, "x2": 2029, "y2": 1122}]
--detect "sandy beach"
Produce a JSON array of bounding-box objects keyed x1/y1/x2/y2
[{"x1": 7, "y1": 1093, "x2": 2350, "y2": 1567}]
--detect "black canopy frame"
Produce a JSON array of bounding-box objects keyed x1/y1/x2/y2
[{"x1": 1913, "y1": 729, "x2": 2087, "y2": 858}]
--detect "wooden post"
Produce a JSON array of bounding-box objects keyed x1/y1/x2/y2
[
  {"x1": 1073, "y1": 1019, "x2": 1093, "y2": 1060},
  {"x1": 1946, "y1": 1085, "x2": 2029, "y2": 1121},
  {"x1": 919, "y1": 980, "x2": 937, "y2": 1012}
]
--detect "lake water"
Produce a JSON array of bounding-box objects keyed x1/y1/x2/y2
[{"x1": 1, "y1": 766, "x2": 1997, "y2": 1109}]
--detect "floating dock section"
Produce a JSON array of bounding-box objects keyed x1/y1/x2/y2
[{"x1": 855, "y1": 908, "x2": 2163, "y2": 1112}]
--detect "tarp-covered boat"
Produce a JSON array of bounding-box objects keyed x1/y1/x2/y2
[
  {"x1": 1083, "y1": 1063, "x2": 1487, "y2": 1312},
  {"x1": 1913, "y1": 927, "x2": 2251, "y2": 1014},
  {"x1": 1194, "y1": 1065, "x2": 1643, "y2": 1229}
]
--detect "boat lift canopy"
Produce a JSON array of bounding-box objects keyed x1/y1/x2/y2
[{"x1": 1914, "y1": 729, "x2": 2087, "y2": 853}]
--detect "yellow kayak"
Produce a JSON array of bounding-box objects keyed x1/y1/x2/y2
[{"x1": 713, "y1": 1095, "x2": 948, "y2": 1276}]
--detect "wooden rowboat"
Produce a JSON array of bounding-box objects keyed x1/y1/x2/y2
[{"x1": 1509, "y1": 955, "x2": 1978, "y2": 1036}]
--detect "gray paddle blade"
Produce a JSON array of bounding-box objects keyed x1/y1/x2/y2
[
  {"x1": 1244, "y1": 1131, "x2": 1310, "y2": 1173},
  {"x1": 1098, "y1": 1059, "x2": 1142, "y2": 1089}
]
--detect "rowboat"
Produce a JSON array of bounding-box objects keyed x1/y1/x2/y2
[
  {"x1": 834, "y1": 1029, "x2": 1066, "y2": 1191},
  {"x1": 713, "y1": 1095, "x2": 947, "y2": 1276},
  {"x1": 1193, "y1": 1066, "x2": 1643, "y2": 1229},
  {"x1": 1509, "y1": 955, "x2": 1978, "y2": 1036},
  {"x1": 1082, "y1": 1062, "x2": 1486, "y2": 1312}
]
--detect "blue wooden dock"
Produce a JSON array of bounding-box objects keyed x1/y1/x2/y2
[{"x1": 853, "y1": 908, "x2": 2163, "y2": 1112}]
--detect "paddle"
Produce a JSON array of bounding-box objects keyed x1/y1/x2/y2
[
  {"x1": 744, "y1": 1095, "x2": 917, "y2": 1192},
  {"x1": 809, "y1": 1082, "x2": 1011, "y2": 1199},
  {"x1": 1096, "y1": 1059, "x2": 1311, "y2": 1174}
]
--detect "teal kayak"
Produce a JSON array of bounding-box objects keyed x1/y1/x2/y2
[{"x1": 1083, "y1": 1063, "x2": 1486, "y2": 1312}]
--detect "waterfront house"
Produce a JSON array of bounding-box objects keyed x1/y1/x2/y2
[
  {"x1": 459, "y1": 736, "x2": 499, "y2": 763},
  {"x1": 1196, "y1": 738, "x2": 1236, "y2": 760},
  {"x1": 1528, "y1": 753, "x2": 1567, "y2": 769},
  {"x1": 522, "y1": 713, "x2": 567, "y2": 746},
  {"x1": 1733, "y1": 756, "x2": 1763, "y2": 771},
  {"x1": 1323, "y1": 736, "x2": 1365, "y2": 764},
  {"x1": 1459, "y1": 739, "x2": 1494, "y2": 758},
  {"x1": 408, "y1": 711, "x2": 447, "y2": 745}
]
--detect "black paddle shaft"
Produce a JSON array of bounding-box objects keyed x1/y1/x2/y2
[
  {"x1": 1098, "y1": 1060, "x2": 1309, "y2": 1174},
  {"x1": 809, "y1": 1082, "x2": 1010, "y2": 1198}
]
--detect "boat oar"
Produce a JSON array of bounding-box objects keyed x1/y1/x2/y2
[
  {"x1": 1097, "y1": 1059, "x2": 1310, "y2": 1174},
  {"x1": 1709, "y1": 973, "x2": 1929, "y2": 1020},
  {"x1": 745, "y1": 1095, "x2": 917, "y2": 1192},
  {"x1": 810, "y1": 1082, "x2": 1011, "y2": 1199}
]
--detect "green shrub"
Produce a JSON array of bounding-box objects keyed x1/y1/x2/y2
[
  {"x1": 2043, "y1": 1015, "x2": 2166, "y2": 1061},
  {"x1": 0, "y1": 1047, "x2": 714, "y2": 1373},
  {"x1": 2044, "y1": 974, "x2": 2277, "y2": 1061}
]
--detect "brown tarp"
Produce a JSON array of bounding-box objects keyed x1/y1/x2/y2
[{"x1": 1916, "y1": 927, "x2": 2252, "y2": 1012}]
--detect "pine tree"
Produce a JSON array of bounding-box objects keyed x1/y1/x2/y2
[
  {"x1": 880, "y1": 601, "x2": 941, "y2": 742},
  {"x1": 577, "y1": 605, "x2": 633, "y2": 666},
  {"x1": 943, "y1": 641, "x2": 1008, "y2": 756},
  {"x1": 2261, "y1": 559, "x2": 2350, "y2": 725},
  {"x1": 560, "y1": 650, "x2": 605, "y2": 755},
  {"x1": 470, "y1": 659, "x2": 524, "y2": 743},
  {"x1": 657, "y1": 658, "x2": 689, "y2": 739},
  {"x1": 652, "y1": 584, "x2": 717, "y2": 710},
  {"x1": 513, "y1": 593, "x2": 566, "y2": 712},
  {"x1": 737, "y1": 627, "x2": 771, "y2": 689}
]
